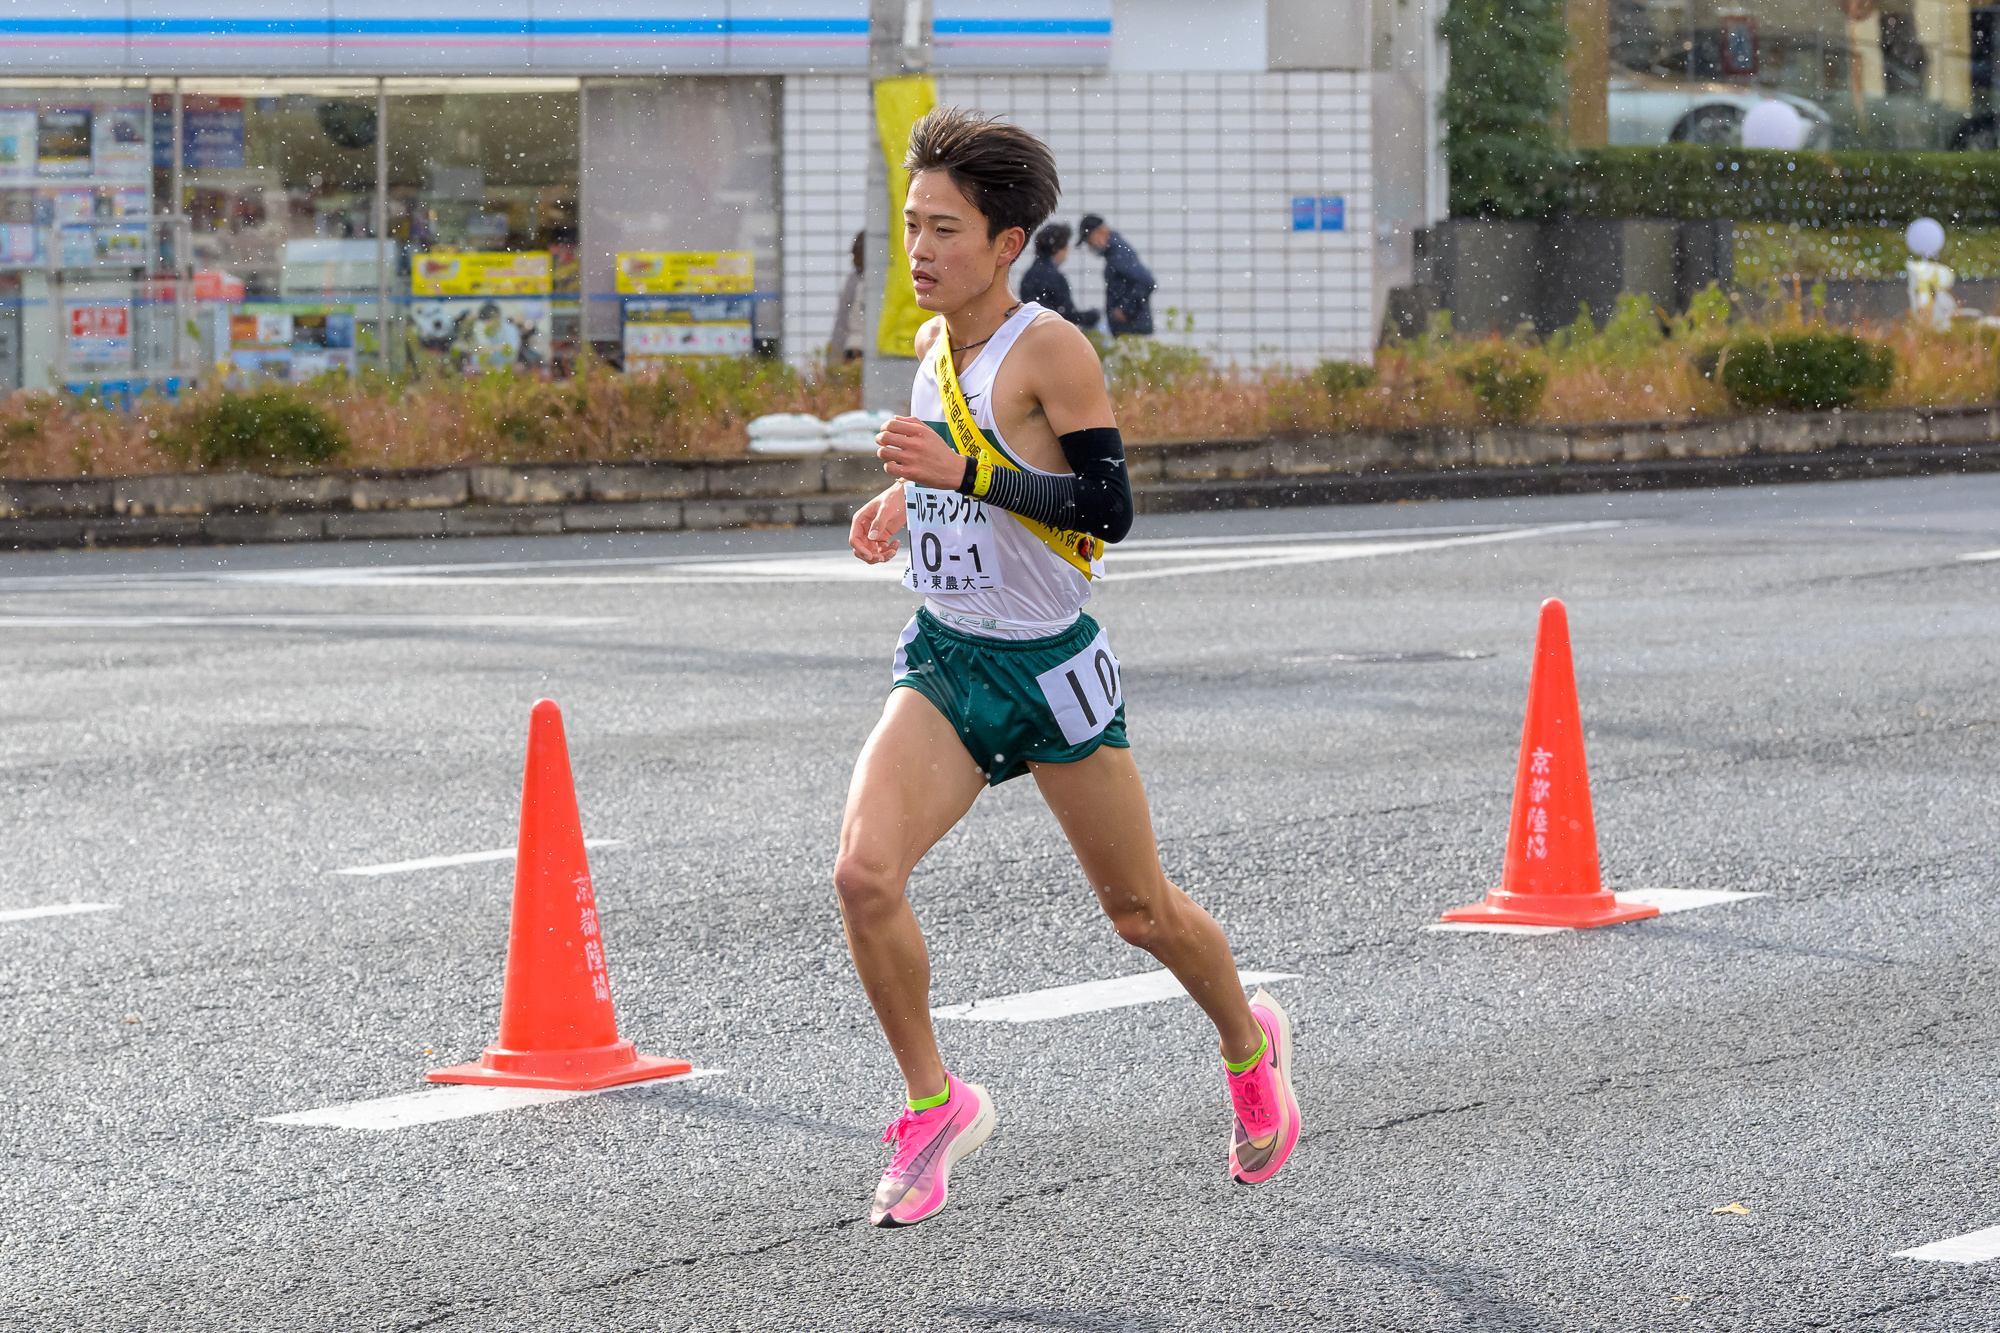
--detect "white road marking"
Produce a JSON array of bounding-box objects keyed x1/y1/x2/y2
[
  {"x1": 0, "y1": 614, "x2": 621, "y2": 629},
  {"x1": 1895, "y1": 1224, "x2": 2000, "y2": 1264},
  {"x1": 0, "y1": 902, "x2": 117, "y2": 923},
  {"x1": 0, "y1": 523, "x2": 1619, "y2": 591},
  {"x1": 932, "y1": 968, "x2": 1298, "y2": 1023},
  {"x1": 260, "y1": 1067, "x2": 723, "y2": 1131},
  {"x1": 1959, "y1": 549, "x2": 2000, "y2": 563},
  {"x1": 1102, "y1": 521, "x2": 1621, "y2": 583},
  {"x1": 332, "y1": 838, "x2": 623, "y2": 877},
  {"x1": 1888, "y1": 1224, "x2": 2000, "y2": 1256},
  {"x1": 1429, "y1": 889, "x2": 1765, "y2": 935}
]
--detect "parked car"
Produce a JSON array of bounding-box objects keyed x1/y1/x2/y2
[{"x1": 1609, "y1": 79, "x2": 1835, "y2": 149}]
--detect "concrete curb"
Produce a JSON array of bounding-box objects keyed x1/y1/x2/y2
[{"x1": 4, "y1": 405, "x2": 1997, "y2": 550}]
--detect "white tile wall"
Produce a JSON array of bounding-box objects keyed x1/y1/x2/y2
[
  {"x1": 779, "y1": 75, "x2": 873, "y2": 367},
  {"x1": 780, "y1": 70, "x2": 1372, "y2": 369}
]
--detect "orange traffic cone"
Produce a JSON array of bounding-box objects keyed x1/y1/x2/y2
[
  {"x1": 1439, "y1": 599, "x2": 1659, "y2": 929},
  {"x1": 429, "y1": 699, "x2": 691, "y2": 1090}
]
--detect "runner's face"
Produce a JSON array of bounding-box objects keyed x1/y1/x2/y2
[{"x1": 905, "y1": 171, "x2": 1023, "y2": 313}]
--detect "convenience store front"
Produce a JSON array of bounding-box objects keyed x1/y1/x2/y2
[{"x1": 0, "y1": 5, "x2": 1109, "y2": 393}]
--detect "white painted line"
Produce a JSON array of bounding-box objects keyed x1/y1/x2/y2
[
  {"x1": 932, "y1": 968, "x2": 1298, "y2": 1023},
  {"x1": 260, "y1": 1067, "x2": 723, "y2": 1131},
  {"x1": 0, "y1": 523, "x2": 1622, "y2": 592},
  {"x1": 1958, "y1": 549, "x2": 2000, "y2": 563},
  {"x1": 1618, "y1": 888, "x2": 1766, "y2": 915},
  {"x1": 1427, "y1": 889, "x2": 1765, "y2": 935},
  {"x1": 332, "y1": 838, "x2": 624, "y2": 877},
  {"x1": 1102, "y1": 522, "x2": 1621, "y2": 584},
  {"x1": 0, "y1": 902, "x2": 117, "y2": 923},
  {"x1": 1895, "y1": 1224, "x2": 2000, "y2": 1264},
  {"x1": 0, "y1": 615, "x2": 622, "y2": 629}
]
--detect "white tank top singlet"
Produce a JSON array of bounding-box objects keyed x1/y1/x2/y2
[{"x1": 904, "y1": 302, "x2": 1091, "y2": 641}]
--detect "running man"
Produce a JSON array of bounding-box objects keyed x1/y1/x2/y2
[{"x1": 837, "y1": 107, "x2": 1301, "y2": 1228}]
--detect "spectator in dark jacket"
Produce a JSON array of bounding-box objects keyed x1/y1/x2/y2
[
  {"x1": 1079, "y1": 213, "x2": 1156, "y2": 336},
  {"x1": 1016, "y1": 223, "x2": 1099, "y2": 329}
]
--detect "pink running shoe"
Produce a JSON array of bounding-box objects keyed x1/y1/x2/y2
[
  {"x1": 1227, "y1": 988, "x2": 1300, "y2": 1185},
  {"x1": 870, "y1": 1073, "x2": 996, "y2": 1227}
]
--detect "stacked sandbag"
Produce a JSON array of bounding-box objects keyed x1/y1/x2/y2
[
  {"x1": 825, "y1": 409, "x2": 894, "y2": 453},
  {"x1": 745, "y1": 413, "x2": 829, "y2": 455}
]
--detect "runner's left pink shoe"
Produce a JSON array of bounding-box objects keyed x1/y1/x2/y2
[
  {"x1": 870, "y1": 1073, "x2": 996, "y2": 1227},
  {"x1": 1227, "y1": 988, "x2": 1300, "y2": 1185}
]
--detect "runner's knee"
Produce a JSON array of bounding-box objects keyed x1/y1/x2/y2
[
  {"x1": 833, "y1": 853, "x2": 906, "y2": 924},
  {"x1": 1102, "y1": 896, "x2": 1166, "y2": 952}
]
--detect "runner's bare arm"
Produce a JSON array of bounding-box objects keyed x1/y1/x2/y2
[{"x1": 850, "y1": 482, "x2": 907, "y2": 564}]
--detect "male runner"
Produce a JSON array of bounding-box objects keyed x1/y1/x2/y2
[{"x1": 837, "y1": 107, "x2": 1300, "y2": 1228}]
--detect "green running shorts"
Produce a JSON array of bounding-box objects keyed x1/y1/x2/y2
[{"x1": 891, "y1": 607, "x2": 1129, "y2": 785}]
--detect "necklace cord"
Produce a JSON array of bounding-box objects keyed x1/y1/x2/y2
[{"x1": 949, "y1": 302, "x2": 1023, "y2": 355}]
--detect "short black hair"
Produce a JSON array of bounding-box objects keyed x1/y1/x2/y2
[
  {"x1": 903, "y1": 106, "x2": 1060, "y2": 246},
  {"x1": 1033, "y1": 222, "x2": 1071, "y2": 258},
  {"x1": 1079, "y1": 214, "x2": 1106, "y2": 238}
]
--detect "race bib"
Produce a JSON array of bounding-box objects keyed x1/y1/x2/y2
[
  {"x1": 902, "y1": 483, "x2": 1003, "y2": 593},
  {"x1": 1035, "y1": 627, "x2": 1122, "y2": 745}
]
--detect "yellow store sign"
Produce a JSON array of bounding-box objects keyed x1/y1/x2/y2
[
  {"x1": 616, "y1": 251, "x2": 754, "y2": 295},
  {"x1": 411, "y1": 251, "x2": 552, "y2": 297}
]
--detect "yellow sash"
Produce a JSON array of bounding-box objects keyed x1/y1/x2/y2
[{"x1": 930, "y1": 329, "x2": 1103, "y2": 581}]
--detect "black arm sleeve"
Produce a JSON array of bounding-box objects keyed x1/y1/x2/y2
[{"x1": 955, "y1": 427, "x2": 1133, "y2": 543}]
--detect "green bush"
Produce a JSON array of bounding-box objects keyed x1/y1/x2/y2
[
  {"x1": 167, "y1": 385, "x2": 349, "y2": 469},
  {"x1": 1719, "y1": 332, "x2": 1895, "y2": 411},
  {"x1": 1099, "y1": 336, "x2": 1211, "y2": 392},
  {"x1": 1456, "y1": 349, "x2": 1548, "y2": 423},
  {"x1": 1559, "y1": 146, "x2": 2000, "y2": 225},
  {"x1": 1441, "y1": 0, "x2": 1568, "y2": 218},
  {"x1": 1318, "y1": 360, "x2": 1378, "y2": 397}
]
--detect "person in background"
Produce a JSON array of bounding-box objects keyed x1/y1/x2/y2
[
  {"x1": 1079, "y1": 213, "x2": 1156, "y2": 337},
  {"x1": 829, "y1": 230, "x2": 867, "y2": 365},
  {"x1": 1017, "y1": 222, "x2": 1099, "y2": 330}
]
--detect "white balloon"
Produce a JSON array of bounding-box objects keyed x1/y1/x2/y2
[
  {"x1": 1740, "y1": 99, "x2": 1805, "y2": 151},
  {"x1": 1906, "y1": 217, "x2": 1945, "y2": 259}
]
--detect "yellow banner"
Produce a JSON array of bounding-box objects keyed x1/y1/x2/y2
[
  {"x1": 616, "y1": 250, "x2": 754, "y2": 295},
  {"x1": 410, "y1": 251, "x2": 551, "y2": 297},
  {"x1": 873, "y1": 74, "x2": 936, "y2": 357}
]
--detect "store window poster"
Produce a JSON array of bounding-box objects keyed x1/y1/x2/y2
[
  {"x1": 184, "y1": 108, "x2": 245, "y2": 170},
  {"x1": 51, "y1": 189, "x2": 95, "y2": 223},
  {"x1": 0, "y1": 225, "x2": 38, "y2": 266},
  {"x1": 37, "y1": 109, "x2": 92, "y2": 178},
  {"x1": 93, "y1": 106, "x2": 149, "y2": 180},
  {"x1": 0, "y1": 110, "x2": 37, "y2": 182}
]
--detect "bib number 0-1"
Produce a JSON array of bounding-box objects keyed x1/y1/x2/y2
[
  {"x1": 902, "y1": 484, "x2": 1002, "y2": 593},
  {"x1": 1035, "y1": 628, "x2": 1122, "y2": 746}
]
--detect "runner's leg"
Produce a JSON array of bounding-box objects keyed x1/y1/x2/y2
[
  {"x1": 835, "y1": 686, "x2": 988, "y2": 1104},
  {"x1": 1029, "y1": 745, "x2": 1264, "y2": 1064}
]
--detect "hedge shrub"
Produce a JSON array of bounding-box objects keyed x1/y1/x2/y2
[
  {"x1": 1557, "y1": 146, "x2": 2000, "y2": 225},
  {"x1": 1718, "y1": 332, "x2": 1895, "y2": 411},
  {"x1": 165, "y1": 385, "x2": 349, "y2": 469},
  {"x1": 1456, "y1": 349, "x2": 1548, "y2": 423}
]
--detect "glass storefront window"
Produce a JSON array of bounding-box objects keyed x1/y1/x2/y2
[
  {"x1": 1608, "y1": 0, "x2": 1989, "y2": 150},
  {"x1": 170, "y1": 79, "x2": 383, "y2": 298},
  {"x1": 386, "y1": 79, "x2": 580, "y2": 376},
  {"x1": 0, "y1": 79, "x2": 176, "y2": 392}
]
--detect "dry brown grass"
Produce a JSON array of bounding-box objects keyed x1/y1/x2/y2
[{"x1": 2, "y1": 308, "x2": 1994, "y2": 481}]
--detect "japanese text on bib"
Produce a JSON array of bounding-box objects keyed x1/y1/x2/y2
[{"x1": 903, "y1": 483, "x2": 1004, "y2": 593}]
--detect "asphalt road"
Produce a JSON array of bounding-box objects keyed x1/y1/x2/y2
[{"x1": 2, "y1": 476, "x2": 1997, "y2": 1332}]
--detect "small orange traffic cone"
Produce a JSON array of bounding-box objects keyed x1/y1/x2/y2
[
  {"x1": 1440, "y1": 599, "x2": 1659, "y2": 929},
  {"x1": 429, "y1": 699, "x2": 691, "y2": 1090}
]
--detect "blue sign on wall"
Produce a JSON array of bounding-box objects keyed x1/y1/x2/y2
[{"x1": 1292, "y1": 195, "x2": 1346, "y2": 232}]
